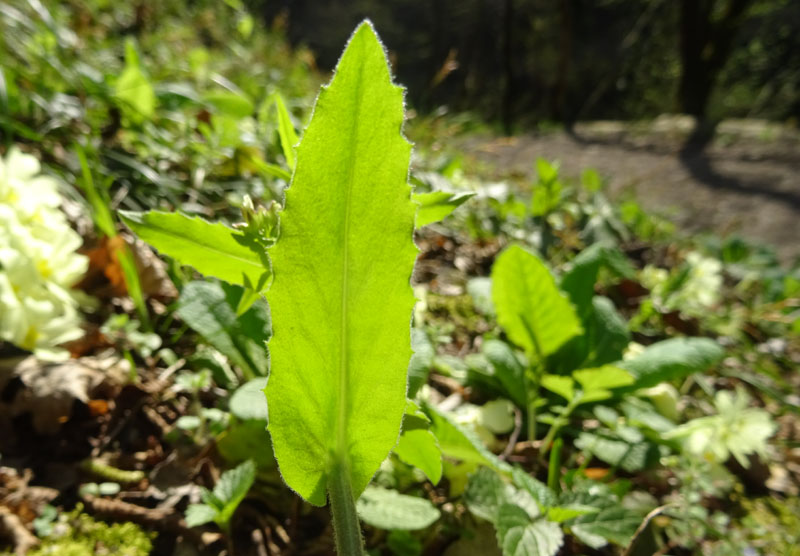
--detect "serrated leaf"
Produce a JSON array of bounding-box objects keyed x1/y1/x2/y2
[
  {"x1": 491, "y1": 245, "x2": 582, "y2": 359},
  {"x1": 229, "y1": 378, "x2": 269, "y2": 421},
  {"x1": 569, "y1": 506, "x2": 643, "y2": 547},
  {"x1": 498, "y1": 511, "x2": 563, "y2": 556},
  {"x1": 265, "y1": 22, "x2": 418, "y2": 506},
  {"x1": 395, "y1": 408, "x2": 442, "y2": 485},
  {"x1": 464, "y1": 467, "x2": 511, "y2": 523},
  {"x1": 574, "y1": 431, "x2": 656, "y2": 472},
  {"x1": 120, "y1": 210, "x2": 270, "y2": 291},
  {"x1": 184, "y1": 504, "x2": 219, "y2": 527},
  {"x1": 357, "y1": 486, "x2": 440, "y2": 530},
  {"x1": 618, "y1": 337, "x2": 724, "y2": 390},
  {"x1": 413, "y1": 191, "x2": 475, "y2": 228},
  {"x1": 176, "y1": 281, "x2": 270, "y2": 380},
  {"x1": 511, "y1": 468, "x2": 557, "y2": 511},
  {"x1": 212, "y1": 460, "x2": 256, "y2": 527}
]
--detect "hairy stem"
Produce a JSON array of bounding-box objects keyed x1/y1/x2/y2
[{"x1": 328, "y1": 461, "x2": 365, "y2": 556}]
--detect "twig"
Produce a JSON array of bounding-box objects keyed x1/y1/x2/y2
[
  {"x1": 500, "y1": 405, "x2": 522, "y2": 461},
  {"x1": 622, "y1": 503, "x2": 674, "y2": 556}
]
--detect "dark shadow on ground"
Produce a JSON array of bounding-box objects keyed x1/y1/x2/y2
[{"x1": 677, "y1": 148, "x2": 800, "y2": 209}]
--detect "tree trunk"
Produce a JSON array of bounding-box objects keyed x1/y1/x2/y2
[{"x1": 677, "y1": 0, "x2": 754, "y2": 120}]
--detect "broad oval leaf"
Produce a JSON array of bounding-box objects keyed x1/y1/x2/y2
[
  {"x1": 491, "y1": 245, "x2": 582, "y2": 359},
  {"x1": 265, "y1": 22, "x2": 418, "y2": 506},
  {"x1": 618, "y1": 337, "x2": 724, "y2": 390},
  {"x1": 120, "y1": 210, "x2": 270, "y2": 292},
  {"x1": 356, "y1": 486, "x2": 440, "y2": 531}
]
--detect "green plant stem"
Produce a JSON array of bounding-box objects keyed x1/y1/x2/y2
[
  {"x1": 539, "y1": 395, "x2": 581, "y2": 461},
  {"x1": 327, "y1": 461, "x2": 365, "y2": 556}
]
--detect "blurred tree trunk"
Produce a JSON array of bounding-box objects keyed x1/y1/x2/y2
[
  {"x1": 552, "y1": 0, "x2": 573, "y2": 123},
  {"x1": 502, "y1": 0, "x2": 514, "y2": 133},
  {"x1": 677, "y1": 0, "x2": 754, "y2": 120}
]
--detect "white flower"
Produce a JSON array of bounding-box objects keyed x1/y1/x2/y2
[{"x1": 0, "y1": 147, "x2": 88, "y2": 360}]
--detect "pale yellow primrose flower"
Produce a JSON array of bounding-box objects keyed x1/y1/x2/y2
[{"x1": 0, "y1": 147, "x2": 88, "y2": 360}]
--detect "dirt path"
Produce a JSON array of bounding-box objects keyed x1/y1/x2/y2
[{"x1": 458, "y1": 121, "x2": 800, "y2": 263}]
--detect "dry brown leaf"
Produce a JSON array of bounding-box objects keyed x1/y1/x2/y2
[{"x1": 0, "y1": 352, "x2": 129, "y2": 434}]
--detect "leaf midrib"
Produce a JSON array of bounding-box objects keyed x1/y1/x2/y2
[{"x1": 335, "y1": 54, "x2": 367, "y2": 463}]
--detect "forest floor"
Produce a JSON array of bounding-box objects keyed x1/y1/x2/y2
[{"x1": 458, "y1": 118, "x2": 800, "y2": 263}]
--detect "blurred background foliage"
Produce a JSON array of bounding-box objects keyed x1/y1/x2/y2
[{"x1": 259, "y1": 0, "x2": 800, "y2": 130}]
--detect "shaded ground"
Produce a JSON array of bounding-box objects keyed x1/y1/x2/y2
[{"x1": 459, "y1": 119, "x2": 800, "y2": 263}]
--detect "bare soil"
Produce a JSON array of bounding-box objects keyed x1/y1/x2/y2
[{"x1": 458, "y1": 119, "x2": 800, "y2": 263}]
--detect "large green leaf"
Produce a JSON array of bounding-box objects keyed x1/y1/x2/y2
[
  {"x1": 618, "y1": 337, "x2": 724, "y2": 390},
  {"x1": 265, "y1": 23, "x2": 418, "y2": 506},
  {"x1": 491, "y1": 245, "x2": 582, "y2": 359},
  {"x1": 356, "y1": 486, "x2": 440, "y2": 530},
  {"x1": 120, "y1": 210, "x2": 270, "y2": 292}
]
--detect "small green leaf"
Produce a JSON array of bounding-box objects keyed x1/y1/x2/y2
[
  {"x1": 120, "y1": 210, "x2": 270, "y2": 292},
  {"x1": 497, "y1": 507, "x2": 564, "y2": 556},
  {"x1": 492, "y1": 245, "x2": 582, "y2": 359},
  {"x1": 177, "y1": 281, "x2": 270, "y2": 380},
  {"x1": 185, "y1": 504, "x2": 218, "y2": 527},
  {"x1": 356, "y1": 486, "x2": 440, "y2": 530},
  {"x1": 204, "y1": 90, "x2": 254, "y2": 118},
  {"x1": 573, "y1": 366, "x2": 633, "y2": 393},
  {"x1": 217, "y1": 420, "x2": 275, "y2": 468},
  {"x1": 560, "y1": 242, "x2": 634, "y2": 316},
  {"x1": 468, "y1": 277, "x2": 495, "y2": 316},
  {"x1": 541, "y1": 375, "x2": 574, "y2": 403},
  {"x1": 229, "y1": 378, "x2": 269, "y2": 421},
  {"x1": 212, "y1": 460, "x2": 256, "y2": 528},
  {"x1": 114, "y1": 38, "x2": 156, "y2": 121},
  {"x1": 272, "y1": 92, "x2": 298, "y2": 169},
  {"x1": 266, "y1": 22, "x2": 418, "y2": 506},
  {"x1": 408, "y1": 329, "x2": 434, "y2": 398},
  {"x1": 512, "y1": 468, "x2": 558, "y2": 511},
  {"x1": 464, "y1": 467, "x2": 511, "y2": 523},
  {"x1": 531, "y1": 159, "x2": 562, "y2": 217},
  {"x1": 618, "y1": 337, "x2": 724, "y2": 390},
  {"x1": 412, "y1": 191, "x2": 475, "y2": 228},
  {"x1": 569, "y1": 506, "x2": 643, "y2": 547},
  {"x1": 483, "y1": 340, "x2": 527, "y2": 409},
  {"x1": 394, "y1": 428, "x2": 442, "y2": 484},
  {"x1": 574, "y1": 431, "x2": 655, "y2": 472},
  {"x1": 426, "y1": 404, "x2": 512, "y2": 475}
]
